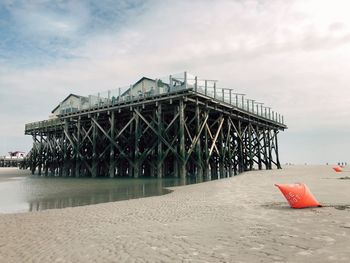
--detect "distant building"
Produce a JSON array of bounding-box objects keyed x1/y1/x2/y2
[
  {"x1": 8, "y1": 151, "x2": 26, "y2": 158},
  {"x1": 51, "y1": 94, "x2": 88, "y2": 118},
  {"x1": 120, "y1": 77, "x2": 170, "y2": 99},
  {"x1": 49, "y1": 76, "x2": 186, "y2": 119}
]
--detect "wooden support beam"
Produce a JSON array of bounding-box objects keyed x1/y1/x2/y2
[
  {"x1": 205, "y1": 123, "x2": 219, "y2": 155},
  {"x1": 219, "y1": 115, "x2": 225, "y2": 177},
  {"x1": 195, "y1": 102, "x2": 203, "y2": 178},
  {"x1": 237, "y1": 120, "x2": 244, "y2": 173},
  {"x1": 75, "y1": 118, "x2": 81, "y2": 177},
  {"x1": 49, "y1": 136, "x2": 54, "y2": 176},
  {"x1": 262, "y1": 129, "x2": 268, "y2": 169},
  {"x1": 179, "y1": 99, "x2": 186, "y2": 179},
  {"x1": 129, "y1": 113, "x2": 134, "y2": 177},
  {"x1": 184, "y1": 122, "x2": 193, "y2": 143},
  {"x1": 30, "y1": 134, "x2": 37, "y2": 174},
  {"x1": 38, "y1": 133, "x2": 42, "y2": 175},
  {"x1": 109, "y1": 111, "x2": 115, "y2": 178},
  {"x1": 173, "y1": 106, "x2": 179, "y2": 178},
  {"x1": 267, "y1": 129, "x2": 272, "y2": 169},
  {"x1": 203, "y1": 114, "x2": 209, "y2": 179},
  {"x1": 256, "y1": 126, "x2": 262, "y2": 170},
  {"x1": 274, "y1": 129, "x2": 282, "y2": 169},
  {"x1": 134, "y1": 109, "x2": 182, "y2": 162},
  {"x1": 248, "y1": 124, "x2": 253, "y2": 170},
  {"x1": 186, "y1": 113, "x2": 208, "y2": 160},
  {"x1": 156, "y1": 103, "x2": 163, "y2": 178},
  {"x1": 208, "y1": 117, "x2": 224, "y2": 158},
  {"x1": 63, "y1": 121, "x2": 69, "y2": 177},
  {"x1": 58, "y1": 136, "x2": 63, "y2": 177},
  {"x1": 92, "y1": 117, "x2": 98, "y2": 177},
  {"x1": 69, "y1": 126, "x2": 76, "y2": 177},
  {"x1": 134, "y1": 108, "x2": 140, "y2": 178},
  {"x1": 91, "y1": 117, "x2": 137, "y2": 169},
  {"x1": 44, "y1": 134, "x2": 49, "y2": 176},
  {"x1": 226, "y1": 118, "x2": 233, "y2": 177}
]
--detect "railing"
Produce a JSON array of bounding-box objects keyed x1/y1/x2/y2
[
  {"x1": 26, "y1": 72, "x2": 285, "y2": 131},
  {"x1": 0, "y1": 156, "x2": 24, "y2": 160},
  {"x1": 187, "y1": 78, "x2": 285, "y2": 124},
  {"x1": 25, "y1": 118, "x2": 63, "y2": 132},
  {"x1": 59, "y1": 82, "x2": 188, "y2": 115}
]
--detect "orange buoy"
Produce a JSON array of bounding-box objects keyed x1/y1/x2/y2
[
  {"x1": 275, "y1": 183, "x2": 321, "y2": 209},
  {"x1": 333, "y1": 166, "x2": 342, "y2": 172}
]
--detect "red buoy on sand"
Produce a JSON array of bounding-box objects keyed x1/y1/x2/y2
[
  {"x1": 275, "y1": 183, "x2": 321, "y2": 209},
  {"x1": 333, "y1": 166, "x2": 343, "y2": 172}
]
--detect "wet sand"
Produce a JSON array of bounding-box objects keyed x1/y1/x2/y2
[
  {"x1": 0, "y1": 165, "x2": 349, "y2": 262},
  {"x1": 0, "y1": 167, "x2": 29, "y2": 180}
]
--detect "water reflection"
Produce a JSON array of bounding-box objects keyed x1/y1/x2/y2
[
  {"x1": 0, "y1": 170, "x2": 202, "y2": 213},
  {"x1": 25, "y1": 177, "x2": 172, "y2": 212}
]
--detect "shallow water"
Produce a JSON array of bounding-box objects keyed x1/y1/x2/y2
[{"x1": 0, "y1": 168, "x2": 199, "y2": 214}]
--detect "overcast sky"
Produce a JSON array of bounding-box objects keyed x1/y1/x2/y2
[{"x1": 1, "y1": 0, "x2": 349, "y2": 164}]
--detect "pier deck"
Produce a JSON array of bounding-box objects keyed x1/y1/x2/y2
[{"x1": 0, "y1": 156, "x2": 24, "y2": 168}]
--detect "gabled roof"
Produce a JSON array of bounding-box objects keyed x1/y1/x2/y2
[
  {"x1": 51, "y1": 93, "x2": 83, "y2": 113},
  {"x1": 120, "y1": 77, "x2": 156, "y2": 97},
  {"x1": 133, "y1": 77, "x2": 155, "y2": 87},
  {"x1": 9, "y1": 151, "x2": 25, "y2": 154}
]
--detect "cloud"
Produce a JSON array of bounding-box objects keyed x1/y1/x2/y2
[
  {"x1": 0, "y1": 0, "x2": 149, "y2": 66},
  {"x1": 1, "y1": 0, "x2": 350, "y2": 163}
]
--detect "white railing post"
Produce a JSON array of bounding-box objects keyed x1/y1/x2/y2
[
  {"x1": 195, "y1": 76, "x2": 198, "y2": 92},
  {"x1": 214, "y1": 82, "x2": 216, "y2": 99},
  {"x1": 129, "y1": 85, "x2": 133, "y2": 98}
]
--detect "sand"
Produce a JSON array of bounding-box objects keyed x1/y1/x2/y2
[
  {"x1": 0, "y1": 167, "x2": 29, "y2": 180},
  {"x1": 0, "y1": 165, "x2": 349, "y2": 262}
]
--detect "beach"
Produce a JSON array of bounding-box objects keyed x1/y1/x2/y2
[{"x1": 0, "y1": 165, "x2": 349, "y2": 262}]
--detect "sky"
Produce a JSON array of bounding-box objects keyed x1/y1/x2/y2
[{"x1": 0, "y1": 0, "x2": 350, "y2": 164}]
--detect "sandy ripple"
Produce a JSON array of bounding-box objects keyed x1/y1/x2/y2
[{"x1": 1, "y1": 165, "x2": 350, "y2": 262}]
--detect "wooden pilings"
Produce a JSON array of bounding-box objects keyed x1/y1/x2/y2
[
  {"x1": 25, "y1": 94, "x2": 284, "y2": 178},
  {"x1": 109, "y1": 112, "x2": 115, "y2": 178},
  {"x1": 156, "y1": 103, "x2": 163, "y2": 178},
  {"x1": 179, "y1": 100, "x2": 186, "y2": 179},
  {"x1": 0, "y1": 157, "x2": 25, "y2": 168}
]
